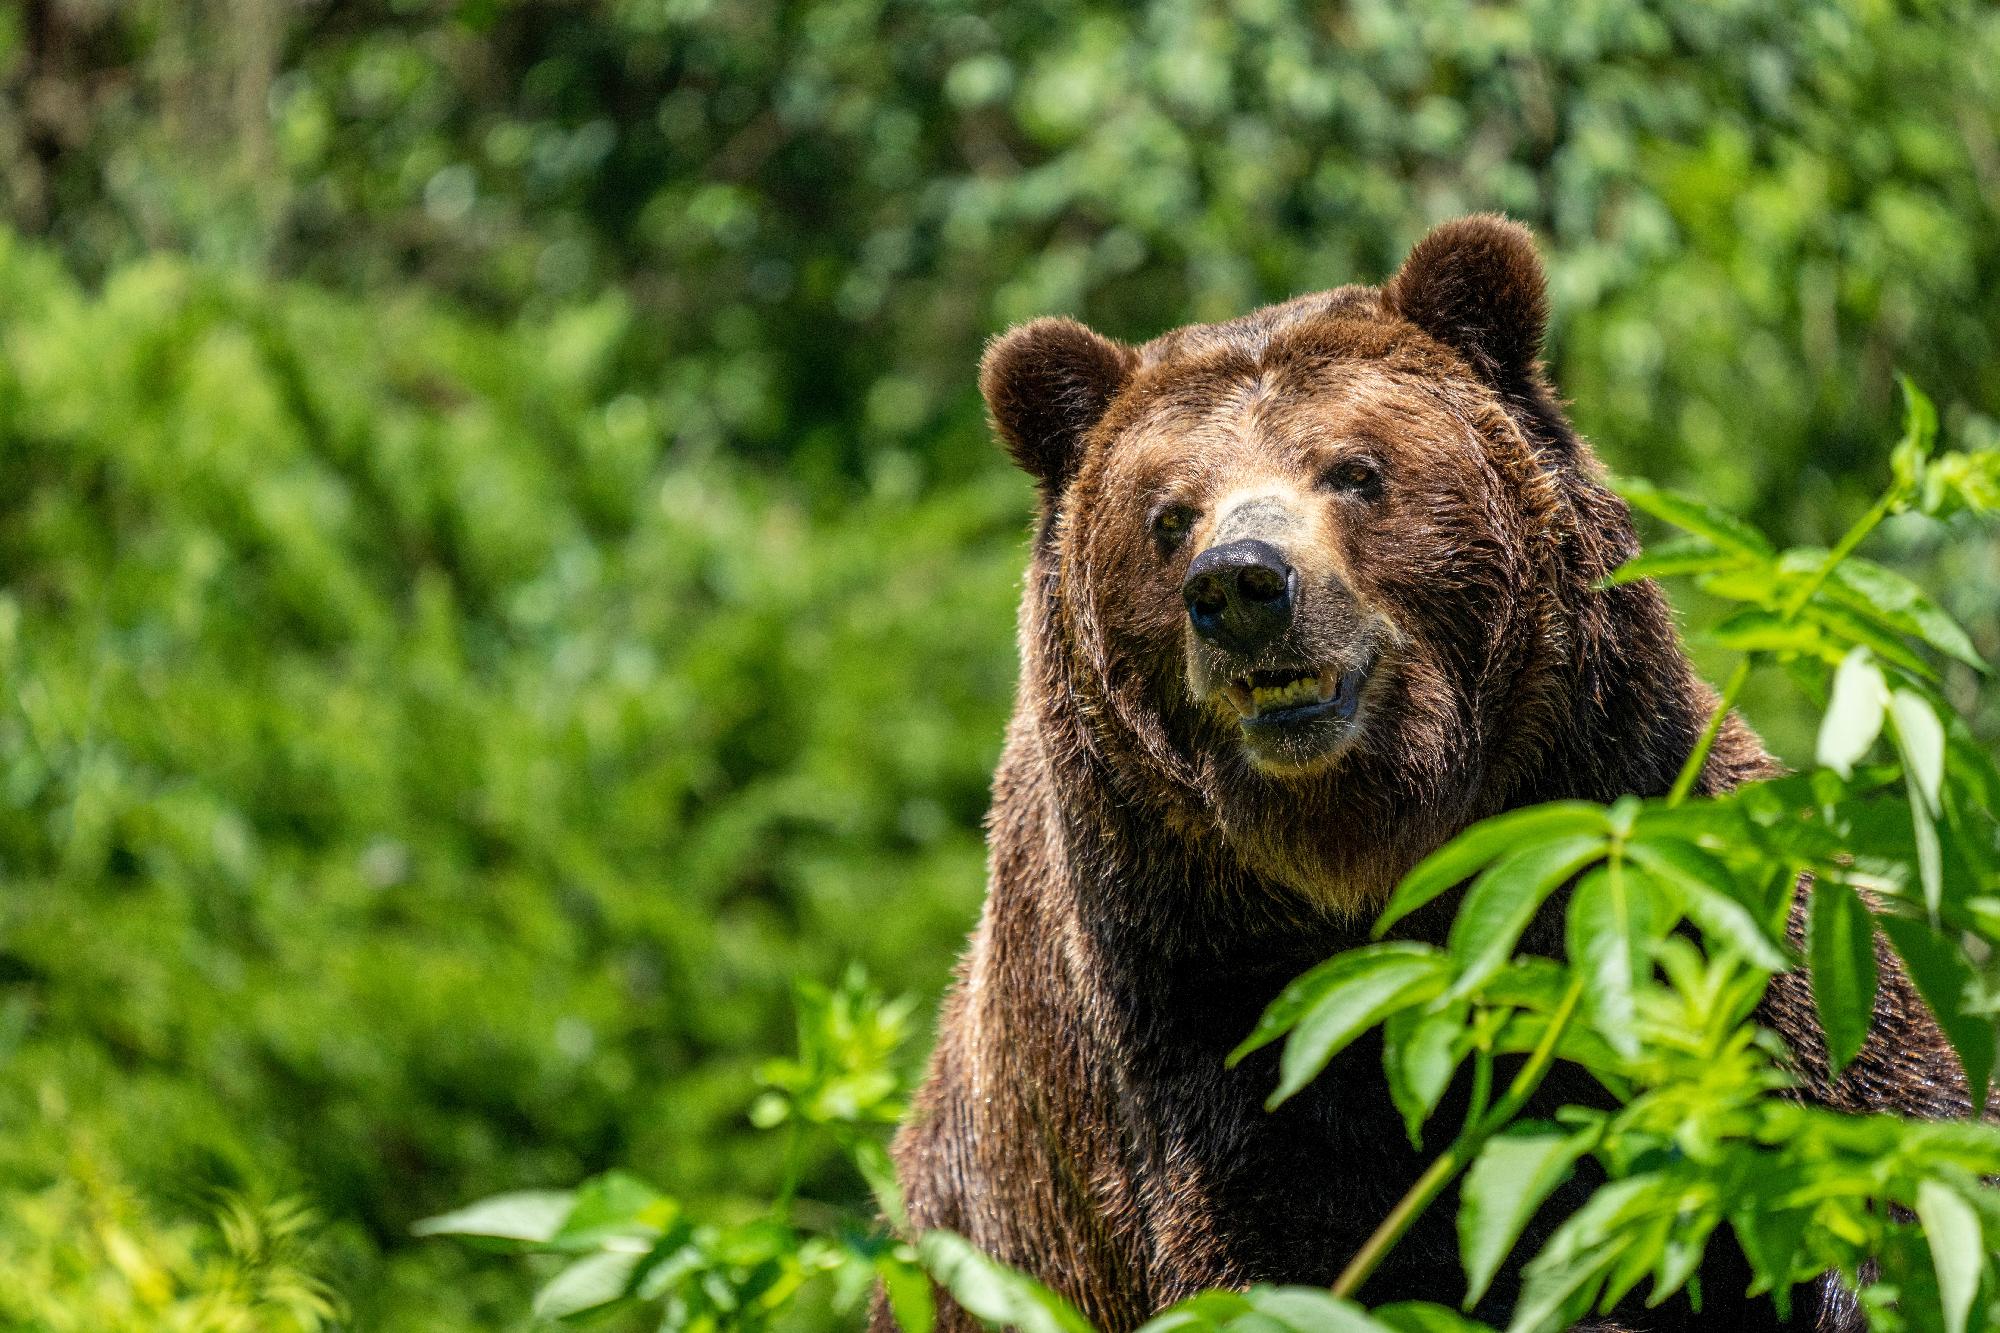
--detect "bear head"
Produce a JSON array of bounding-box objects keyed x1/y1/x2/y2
[{"x1": 983, "y1": 216, "x2": 1647, "y2": 913}]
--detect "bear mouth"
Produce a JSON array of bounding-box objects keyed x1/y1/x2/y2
[{"x1": 1220, "y1": 665, "x2": 1367, "y2": 730}]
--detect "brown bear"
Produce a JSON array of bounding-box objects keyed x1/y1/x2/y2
[{"x1": 882, "y1": 216, "x2": 1962, "y2": 1332}]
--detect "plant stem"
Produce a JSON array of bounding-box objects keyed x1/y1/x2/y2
[
  {"x1": 1331, "y1": 977, "x2": 1586, "y2": 1301},
  {"x1": 1781, "y1": 489, "x2": 1898, "y2": 620}
]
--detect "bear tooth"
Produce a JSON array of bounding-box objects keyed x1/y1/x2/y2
[
  {"x1": 1223, "y1": 683, "x2": 1253, "y2": 717},
  {"x1": 1317, "y1": 667, "x2": 1339, "y2": 701}
]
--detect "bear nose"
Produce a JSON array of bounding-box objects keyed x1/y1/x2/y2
[{"x1": 1182, "y1": 539, "x2": 1295, "y2": 655}]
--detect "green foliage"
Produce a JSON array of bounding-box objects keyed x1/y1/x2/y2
[{"x1": 4, "y1": 2, "x2": 2000, "y2": 1328}]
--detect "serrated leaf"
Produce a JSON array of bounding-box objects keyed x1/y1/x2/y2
[
  {"x1": 917, "y1": 1232, "x2": 1094, "y2": 1333},
  {"x1": 1459, "y1": 1126, "x2": 1591, "y2": 1305},
  {"x1": 1817, "y1": 649, "x2": 1887, "y2": 778},
  {"x1": 534, "y1": 1249, "x2": 642, "y2": 1320},
  {"x1": 1625, "y1": 838, "x2": 1789, "y2": 972},
  {"x1": 1826, "y1": 559, "x2": 1986, "y2": 672},
  {"x1": 1375, "y1": 804, "x2": 1610, "y2": 938},
  {"x1": 1566, "y1": 865, "x2": 1660, "y2": 1059},
  {"x1": 411, "y1": 1190, "x2": 575, "y2": 1244},
  {"x1": 1808, "y1": 882, "x2": 1879, "y2": 1078},
  {"x1": 1230, "y1": 943, "x2": 1440, "y2": 1065},
  {"x1": 1878, "y1": 915, "x2": 1999, "y2": 1116},
  {"x1": 1612, "y1": 477, "x2": 1775, "y2": 559},
  {"x1": 1268, "y1": 954, "x2": 1448, "y2": 1107},
  {"x1": 1914, "y1": 1179, "x2": 1981, "y2": 1333},
  {"x1": 1445, "y1": 835, "x2": 1607, "y2": 1001}
]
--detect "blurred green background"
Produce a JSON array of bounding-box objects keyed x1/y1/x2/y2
[{"x1": 1, "y1": 1, "x2": 1997, "y2": 1327}]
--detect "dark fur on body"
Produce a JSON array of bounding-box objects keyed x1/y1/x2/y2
[{"x1": 880, "y1": 218, "x2": 1965, "y2": 1332}]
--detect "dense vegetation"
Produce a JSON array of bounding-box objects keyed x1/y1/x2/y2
[{"x1": 0, "y1": 1, "x2": 1997, "y2": 1328}]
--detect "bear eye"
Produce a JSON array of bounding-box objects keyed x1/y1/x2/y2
[
  {"x1": 1323, "y1": 457, "x2": 1382, "y2": 497},
  {"x1": 1150, "y1": 503, "x2": 1196, "y2": 549}
]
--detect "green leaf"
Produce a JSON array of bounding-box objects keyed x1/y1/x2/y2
[
  {"x1": 917, "y1": 1231, "x2": 1095, "y2": 1333},
  {"x1": 1703, "y1": 608, "x2": 1835, "y2": 659},
  {"x1": 1459, "y1": 1125, "x2": 1591, "y2": 1306},
  {"x1": 1238, "y1": 1287, "x2": 1393, "y2": 1331},
  {"x1": 1624, "y1": 838, "x2": 1789, "y2": 971},
  {"x1": 1817, "y1": 648, "x2": 1887, "y2": 778},
  {"x1": 1444, "y1": 835, "x2": 1607, "y2": 1001},
  {"x1": 1566, "y1": 864, "x2": 1660, "y2": 1059},
  {"x1": 411, "y1": 1189, "x2": 575, "y2": 1244},
  {"x1": 1878, "y1": 915, "x2": 1999, "y2": 1116},
  {"x1": 548, "y1": 1171, "x2": 673, "y2": 1252},
  {"x1": 1889, "y1": 689, "x2": 1946, "y2": 813},
  {"x1": 1914, "y1": 1179, "x2": 1982, "y2": 1333},
  {"x1": 534, "y1": 1249, "x2": 642, "y2": 1320},
  {"x1": 1268, "y1": 953, "x2": 1448, "y2": 1107},
  {"x1": 1384, "y1": 1004, "x2": 1466, "y2": 1148},
  {"x1": 1598, "y1": 536, "x2": 1749, "y2": 588},
  {"x1": 878, "y1": 1251, "x2": 937, "y2": 1333},
  {"x1": 1825, "y1": 559, "x2": 1986, "y2": 672},
  {"x1": 1230, "y1": 943, "x2": 1440, "y2": 1065},
  {"x1": 1375, "y1": 804, "x2": 1609, "y2": 938},
  {"x1": 1801, "y1": 599, "x2": 1939, "y2": 681},
  {"x1": 1808, "y1": 882, "x2": 1879, "y2": 1078},
  {"x1": 1891, "y1": 373, "x2": 1940, "y2": 499},
  {"x1": 1373, "y1": 1303, "x2": 1496, "y2": 1333},
  {"x1": 1612, "y1": 477, "x2": 1775, "y2": 559}
]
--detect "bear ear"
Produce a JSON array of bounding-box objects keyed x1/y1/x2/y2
[
  {"x1": 1385, "y1": 215, "x2": 1548, "y2": 387},
  {"x1": 980, "y1": 317, "x2": 1135, "y2": 497}
]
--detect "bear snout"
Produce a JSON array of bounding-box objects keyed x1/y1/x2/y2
[{"x1": 1183, "y1": 538, "x2": 1296, "y2": 655}]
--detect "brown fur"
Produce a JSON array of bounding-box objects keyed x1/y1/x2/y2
[{"x1": 880, "y1": 217, "x2": 1963, "y2": 1332}]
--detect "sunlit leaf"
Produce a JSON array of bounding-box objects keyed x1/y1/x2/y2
[
  {"x1": 1612, "y1": 477, "x2": 1774, "y2": 559},
  {"x1": 1825, "y1": 559, "x2": 1986, "y2": 672},
  {"x1": 1817, "y1": 648, "x2": 1887, "y2": 778},
  {"x1": 1914, "y1": 1179, "x2": 1981, "y2": 1333},
  {"x1": 1268, "y1": 953, "x2": 1449, "y2": 1107},
  {"x1": 1598, "y1": 536, "x2": 1749, "y2": 588},
  {"x1": 1384, "y1": 1004, "x2": 1467, "y2": 1148},
  {"x1": 1459, "y1": 1125, "x2": 1591, "y2": 1306},
  {"x1": 1624, "y1": 838, "x2": 1789, "y2": 971},
  {"x1": 1566, "y1": 865, "x2": 1661, "y2": 1059},
  {"x1": 412, "y1": 1190, "x2": 574, "y2": 1245},
  {"x1": 534, "y1": 1249, "x2": 642, "y2": 1320},
  {"x1": 1445, "y1": 835, "x2": 1606, "y2": 1001},
  {"x1": 1889, "y1": 690, "x2": 1946, "y2": 813},
  {"x1": 917, "y1": 1232, "x2": 1094, "y2": 1333},
  {"x1": 878, "y1": 1251, "x2": 937, "y2": 1333},
  {"x1": 1891, "y1": 373, "x2": 1940, "y2": 500},
  {"x1": 1230, "y1": 943, "x2": 1441, "y2": 1064}
]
